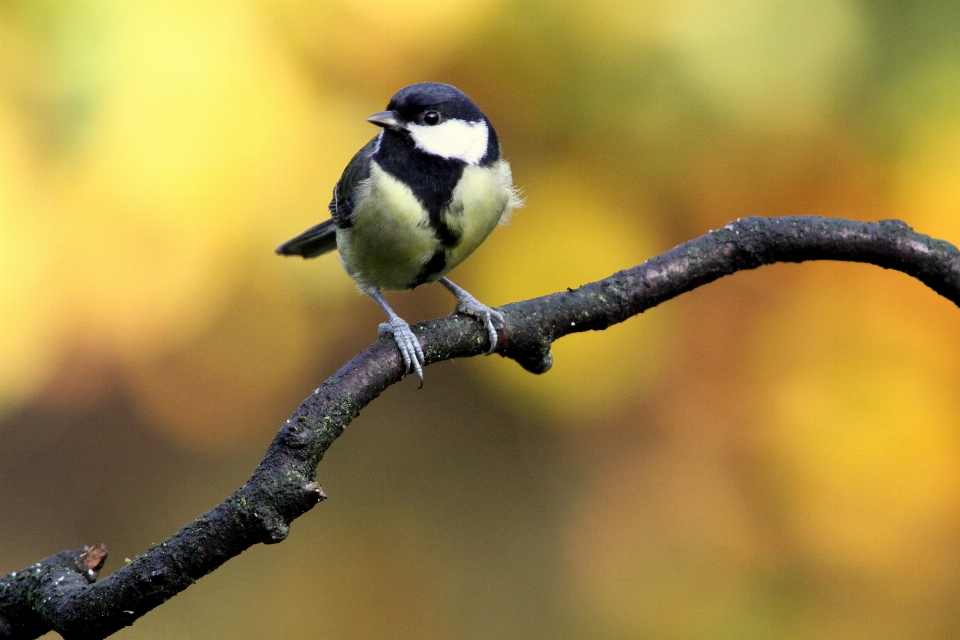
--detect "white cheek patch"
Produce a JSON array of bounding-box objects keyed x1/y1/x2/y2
[{"x1": 407, "y1": 119, "x2": 489, "y2": 165}]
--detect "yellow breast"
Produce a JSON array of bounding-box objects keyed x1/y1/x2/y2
[
  {"x1": 442, "y1": 160, "x2": 518, "y2": 273},
  {"x1": 337, "y1": 159, "x2": 518, "y2": 291}
]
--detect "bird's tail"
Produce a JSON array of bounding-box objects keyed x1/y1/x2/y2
[{"x1": 275, "y1": 219, "x2": 338, "y2": 258}]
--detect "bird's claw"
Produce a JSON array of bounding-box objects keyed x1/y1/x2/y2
[
  {"x1": 379, "y1": 317, "x2": 425, "y2": 386},
  {"x1": 454, "y1": 292, "x2": 506, "y2": 354}
]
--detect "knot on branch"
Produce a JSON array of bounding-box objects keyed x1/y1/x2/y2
[
  {"x1": 233, "y1": 479, "x2": 327, "y2": 546},
  {"x1": 0, "y1": 544, "x2": 108, "y2": 639},
  {"x1": 275, "y1": 416, "x2": 316, "y2": 449},
  {"x1": 303, "y1": 481, "x2": 327, "y2": 506},
  {"x1": 259, "y1": 516, "x2": 290, "y2": 544},
  {"x1": 501, "y1": 341, "x2": 554, "y2": 374},
  {"x1": 496, "y1": 313, "x2": 554, "y2": 374},
  {"x1": 76, "y1": 545, "x2": 108, "y2": 583},
  {"x1": 233, "y1": 494, "x2": 290, "y2": 544}
]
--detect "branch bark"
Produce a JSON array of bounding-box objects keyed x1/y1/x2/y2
[{"x1": 2, "y1": 216, "x2": 959, "y2": 639}]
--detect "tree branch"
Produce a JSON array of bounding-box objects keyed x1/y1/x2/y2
[{"x1": 2, "y1": 216, "x2": 959, "y2": 639}]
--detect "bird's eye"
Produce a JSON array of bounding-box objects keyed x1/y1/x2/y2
[{"x1": 423, "y1": 111, "x2": 440, "y2": 126}]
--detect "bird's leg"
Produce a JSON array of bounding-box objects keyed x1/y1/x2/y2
[
  {"x1": 366, "y1": 288, "x2": 425, "y2": 386},
  {"x1": 439, "y1": 277, "x2": 505, "y2": 354}
]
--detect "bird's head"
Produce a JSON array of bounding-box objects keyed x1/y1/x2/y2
[{"x1": 367, "y1": 82, "x2": 495, "y2": 166}]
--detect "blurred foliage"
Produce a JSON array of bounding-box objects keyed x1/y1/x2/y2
[{"x1": 2, "y1": 1, "x2": 960, "y2": 638}]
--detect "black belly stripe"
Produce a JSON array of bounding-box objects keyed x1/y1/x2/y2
[
  {"x1": 374, "y1": 132, "x2": 465, "y2": 249},
  {"x1": 410, "y1": 250, "x2": 447, "y2": 288},
  {"x1": 432, "y1": 198, "x2": 463, "y2": 248},
  {"x1": 431, "y1": 211, "x2": 459, "y2": 248}
]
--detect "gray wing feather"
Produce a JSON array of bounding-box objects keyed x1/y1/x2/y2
[
  {"x1": 275, "y1": 135, "x2": 378, "y2": 259},
  {"x1": 275, "y1": 219, "x2": 337, "y2": 258},
  {"x1": 329, "y1": 135, "x2": 378, "y2": 229}
]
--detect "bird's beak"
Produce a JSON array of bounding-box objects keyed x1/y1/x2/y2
[{"x1": 367, "y1": 110, "x2": 404, "y2": 130}]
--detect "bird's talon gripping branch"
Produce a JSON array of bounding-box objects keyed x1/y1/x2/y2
[
  {"x1": 469, "y1": 306, "x2": 505, "y2": 354},
  {"x1": 379, "y1": 317, "x2": 425, "y2": 384},
  {"x1": 440, "y1": 277, "x2": 505, "y2": 353}
]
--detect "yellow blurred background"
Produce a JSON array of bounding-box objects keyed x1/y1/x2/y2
[{"x1": 3, "y1": 1, "x2": 960, "y2": 638}]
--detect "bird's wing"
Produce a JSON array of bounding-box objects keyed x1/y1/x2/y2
[
  {"x1": 329, "y1": 135, "x2": 379, "y2": 229},
  {"x1": 275, "y1": 218, "x2": 338, "y2": 258},
  {"x1": 275, "y1": 135, "x2": 380, "y2": 259}
]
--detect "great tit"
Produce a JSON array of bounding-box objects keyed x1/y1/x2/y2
[{"x1": 276, "y1": 82, "x2": 521, "y2": 384}]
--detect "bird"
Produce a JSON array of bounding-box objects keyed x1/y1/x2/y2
[{"x1": 276, "y1": 82, "x2": 521, "y2": 384}]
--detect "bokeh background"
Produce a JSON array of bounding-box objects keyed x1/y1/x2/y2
[{"x1": 3, "y1": 1, "x2": 960, "y2": 638}]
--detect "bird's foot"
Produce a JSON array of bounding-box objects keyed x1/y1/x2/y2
[
  {"x1": 379, "y1": 316, "x2": 425, "y2": 386},
  {"x1": 452, "y1": 291, "x2": 505, "y2": 354}
]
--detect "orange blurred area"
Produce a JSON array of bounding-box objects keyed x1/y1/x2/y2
[{"x1": 2, "y1": 1, "x2": 960, "y2": 638}]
